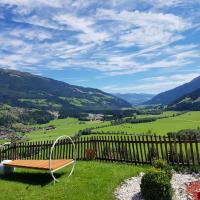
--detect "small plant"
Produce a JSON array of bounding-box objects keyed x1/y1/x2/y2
[
  {"x1": 141, "y1": 168, "x2": 173, "y2": 200},
  {"x1": 85, "y1": 149, "x2": 96, "y2": 160}
]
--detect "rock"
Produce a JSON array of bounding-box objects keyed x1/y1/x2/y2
[
  {"x1": 115, "y1": 172, "x2": 200, "y2": 200},
  {"x1": 139, "y1": 172, "x2": 144, "y2": 177}
]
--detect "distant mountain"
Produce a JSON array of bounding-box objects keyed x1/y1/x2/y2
[
  {"x1": 169, "y1": 88, "x2": 200, "y2": 110},
  {"x1": 146, "y1": 76, "x2": 200, "y2": 105},
  {"x1": 0, "y1": 69, "x2": 131, "y2": 112},
  {"x1": 114, "y1": 93, "x2": 155, "y2": 105}
]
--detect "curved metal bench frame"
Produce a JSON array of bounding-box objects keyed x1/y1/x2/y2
[{"x1": 49, "y1": 136, "x2": 76, "y2": 183}]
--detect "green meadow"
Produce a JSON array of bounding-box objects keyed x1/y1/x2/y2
[
  {"x1": 26, "y1": 118, "x2": 110, "y2": 141},
  {"x1": 22, "y1": 111, "x2": 200, "y2": 141},
  {"x1": 92, "y1": 111, "x2": 200, "y2": 135},
  {"x1": 135, "y1": 111, "x2": 178, "y2": 119}
]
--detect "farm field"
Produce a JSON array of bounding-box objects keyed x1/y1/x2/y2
[
  {"x1": 18, "y1": 111, "x2": 200, "y2": 142},
  {"x1": 0, "y1": 161, "x2": 148, "y2": 200},
  {"x1": 26, "y1": 118, "x2": 109, "y2": 141},
  {"x1": 135, "y1": 111, "x2": 179, "y2": 119},
  {"x1": 93, "y1": 111, "x2": 200, "y2": 135}
]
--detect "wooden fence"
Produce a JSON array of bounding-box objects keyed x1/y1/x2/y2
[{"x1": 0, "y1": 135, "x2": 200, "y2": 166}]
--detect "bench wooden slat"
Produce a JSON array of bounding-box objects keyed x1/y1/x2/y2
[{"x1": 3, "y1": 159, "x2": 74, "y2": 171}]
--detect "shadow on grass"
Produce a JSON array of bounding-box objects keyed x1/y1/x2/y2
[{"x1": 1, "y1": 172, "x2": 65, "y2": 186}]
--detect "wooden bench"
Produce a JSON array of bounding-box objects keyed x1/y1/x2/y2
[{"x1": 2, "y1": 136, "x2": 76, "y2": 184}]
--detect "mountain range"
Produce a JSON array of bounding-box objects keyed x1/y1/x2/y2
[
  {"x1": 0, "y1": 69, "x2": 131, "y2": 112},
  {"x1": 169, "y1": 87, "x2": 200, "y2": 111},
  {"x1": 1, "y1": 68, "x2": 200, "y2": 115},
  {"x1": 146, "y1": 76, "x2": 200, "y2": 105},
  {"x1": 114, "y1": 93, "x2": 155, "y2": 105}
]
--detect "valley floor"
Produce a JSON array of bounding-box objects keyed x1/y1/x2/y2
[
  {"x1": 91, "y1": 111, "x2": 200, "y2": 136},
  {"x1": 24, "y1": 111, "x2": 200, "y2": 141}
]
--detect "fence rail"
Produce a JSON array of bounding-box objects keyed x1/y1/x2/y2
[{"x1": 0, "y1": 135, "x2": 200, "y2": 166}]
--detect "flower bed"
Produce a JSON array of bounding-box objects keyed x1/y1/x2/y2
[{"x1": 186, "y1": 181, "x2": 200, "y2": 200}]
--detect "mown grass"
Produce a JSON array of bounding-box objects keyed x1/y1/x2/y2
[
  {"x1": 0, "y1": 161, "x2": 148, "y2": 200},
  {"x1": 94, "y1": 111, "x2": 200, "y2": 135}
]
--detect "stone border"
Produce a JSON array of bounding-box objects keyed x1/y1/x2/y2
[{"x1": 115, "y1": 172, "x2": 200, "y2": 200}]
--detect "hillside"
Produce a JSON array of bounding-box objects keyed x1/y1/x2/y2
[
  {"x1": 146, "y1": 76, "x2": 200, "y2": 105},
  {"x1": 114, "y1": 93, "x2": 155, "y2": 105},
  {"x1": 169, "y1": 88, "x2": 200, "y2": 110},
  {"x1": 0, "y1": 69, "x2": 131, "y2": 112}
]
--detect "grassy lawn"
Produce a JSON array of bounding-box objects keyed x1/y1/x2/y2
[
  {"x1": 26, "y1": 118, "x2": 110, "y2": 141},
  {"x1": 0, "y1": 161, "x2": 148, "y2": 200},
  {"x1": 94, "y1": 111, "x2": 200, "y2": 135}
]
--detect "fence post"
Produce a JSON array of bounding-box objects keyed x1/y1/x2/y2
[
  {"x1": 189, "y1": 135, "x2": 195, "y2": 165},
  {"x1": 194, "y1": 135, "x2": 200, "y2": 165}
]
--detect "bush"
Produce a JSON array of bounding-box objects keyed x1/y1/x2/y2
[
  {"x1": 172, "y1": 165, "x2": 200, "y2": 174},
  {"x1": 141, "y1": 169, "x2": 173, "y2": 200},
  {"x1": 167, "y1": 129, "x2": 200, "y2": 139},
  {"x1": 152, "y1": 159, "x2": 172, "y2": 179},
  {"x1": 152, "y1": 159, "x2": 168, "y2": 169}
]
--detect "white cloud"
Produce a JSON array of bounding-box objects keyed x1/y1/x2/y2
[
  {"x1": 103, "y1": 82, "x2": 178, "y2": 93},
  {"x1": 0, "y1": 36, "x2": 28, "y2": 52},
  {"x1": 0, "y1": 0, "x2": 199, "y2": 95},
  {"x1": 77, "y1": 32, "x2": 109, "y2": 44},
  {"x1": 101, "y1": 45, "x2": 200, "y2": 76},
  {"x1": 102, "y1": 72, "x2": 200, "y2": 93},
  {"x1": 0, "y1": 53, "x2": 39, "y2": 70},
  {"x1": 14, "y1": 15, "x2": 60, "y2": 30},
  {"x1": 0, "y1": 19, "x2": 199, "y2": 77},
  {"x1": 10, "y1": 28, "x2": 52, "y2": 41},
  {"x1": 141, "y1": 73, "x2": 200, "y2": 82},
  {"x1": 71, "y1": 0, "x2": 93, "y2": 9},
  {"x1": 96, "y1": 9, "x2": 190, "y2": 47},
  {"x1": 142, "y1": 0, "x2": 200, "y2": 9},
  {"x1": 0, "y1": 0, "x2": 64, "y2": 9},
  {"x1": 54, "y1": 14, "x2": 109, "y2": 43},
  {"x1": 54, "y1": 14, "x2": 94, "y2": 31},
  {"x1": 119, "y1": 29, "x2": 183, "y2": 48},
  {"x1": 96, "y1": 9, "x2": 187, "y2": 31}
]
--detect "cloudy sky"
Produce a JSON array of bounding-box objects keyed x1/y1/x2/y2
[{"x1": 0, "y1": 0, "x2": 200, "y2": 94}]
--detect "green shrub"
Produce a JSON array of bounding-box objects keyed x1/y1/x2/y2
[
  {"x1": 141, "y1": 169, "x2": 173, "y2": 200},
  {"x1": 164, "y1": 166, "x2": 173, "y2": 179},
  {"x1": 152, "y1": 159, "x2": 172, "y2": 179},
  {"x1": 152, "y1": 159, "x2": 168, "y2": 169},
  {"x1": 173, "y1": 165, "x2": 200, "y2": 174}
]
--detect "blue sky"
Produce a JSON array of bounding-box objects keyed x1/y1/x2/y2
[{"x1": 0, "y1": 0, "x2": 200, "y2": 94}]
